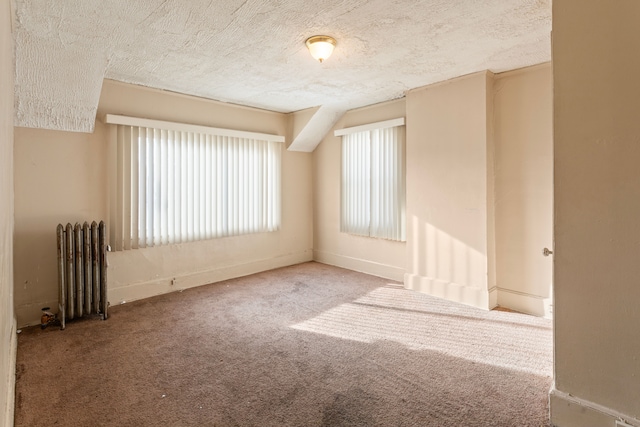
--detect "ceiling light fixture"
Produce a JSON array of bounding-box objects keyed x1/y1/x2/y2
[{"x1": 305, "y1": 35, "x2": 336, "y2": 63}]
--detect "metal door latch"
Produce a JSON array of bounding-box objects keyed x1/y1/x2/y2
[{"x1": 543, "y1": 247, "x2": 553, "y2": 257}]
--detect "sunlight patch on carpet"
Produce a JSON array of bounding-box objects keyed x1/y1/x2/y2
[{"x1": 291, "y1": 285, "x2": 552, "y2": 377}]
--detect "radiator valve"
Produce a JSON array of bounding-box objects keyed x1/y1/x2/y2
[{"x1": 40, "y1": 307, "x2": 60, "y2": 330}]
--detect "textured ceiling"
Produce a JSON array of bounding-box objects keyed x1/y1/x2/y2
[{"x1": 13, "y1": 0, "x2": 551, "y2": 137}]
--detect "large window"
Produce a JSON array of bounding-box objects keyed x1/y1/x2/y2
[
  {"x1": 337, "y1": 118, "x2": 406, "y2": 242},
  {"x1": 107, "y1": 115, "x2": 283, "y2": 250}
]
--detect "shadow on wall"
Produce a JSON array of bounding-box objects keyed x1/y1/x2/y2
[
  {"x1": 413, "y1": 218, "x2": 485, "y2": 288},
  {"x1": 407, "y1": 215, "x2": 489, "y2": 308},
  {"x1": 406, "y1": 213, "x2": 553, "y2": 317}
]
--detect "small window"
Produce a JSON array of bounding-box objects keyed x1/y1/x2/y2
[{"x1": 337, "y1": 119, "x2": 406, "y2": 241}]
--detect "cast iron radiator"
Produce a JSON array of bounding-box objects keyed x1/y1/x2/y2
[{"x1": 56, "y1": 221, "x2": 108, "y2": 329}]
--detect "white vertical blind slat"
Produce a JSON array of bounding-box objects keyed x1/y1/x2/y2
[
  {"x1": 167, "y1": 130, "x2": 175, "y2": 244},
  {"x1": 193, "y1": 132, "x2": 200, "y2": 241},
  {"x1": 179, "y1": 132, "x2": 187, "y2": 242},
  {"x1": 115, "y1": 125, "x2": 125, "y2": 251},
  {"x1": 199, "y1": 133, "x2": 206, "y2": 239},
  {"x1": 370, "y1": 129, "x2": 379, "y2": 238},
  {"x1": 204, "y1": 135, "x2": 212, "y2": 239},
  {"x1": 130, "y1": 127, "x2": 139, "y2": 250},
  {"x1": 153, "y1": 128, "x2": 161, "y2": 246},
  {"x1": 274, "y1": 141, "x2": 281, "y2": 231},
  {"x1": 239, "y1": 138, "x2": 246, "y2": 233},
  {"x1": 144, "y1": 128, "x2": 152, "y2": 246},
  {"x1": 233, "y1": 137, "x2": 239, "y2": 235},
  {"x1": 341, "y1": 138, "x2": 347, "y2": 234},
  {"x1": 108, "y1": 126, "x2": 118, "y2": 248},
  {"x1": 215, "y1": 136, "x2": 222, "y2": 236},
  {"x1": 172, "y1": 132, "x2": 180, "y2": 243},
  {"x1": 137, "y1": 127, "x2": 147, "y2": 248},
  {"x1": 123, "y1": 126, "x2": 132, "y2": 250},
  {"x1": 262, "y1": 142, "x2": 268, "y2": 229},
  {"x1": 399, "y1": 126, "x2": 407, "y2": 241},
  {"x1": 160, "y1": 129, "x2": 168, "y2": 245},
  {"x1": 187, "y1": 132, "x2": 194, "y2": 241}
]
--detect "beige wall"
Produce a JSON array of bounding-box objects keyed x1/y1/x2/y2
[
  {"x1": 312, "y1": 99, "x2": 407, "y2": 281},
  {"x1": 494, "y1": 64, "x2": 553, "y2": 317},
  {"x1": 13, "y1": 80, "x2": 313, "y2": 326},
  {"x1": 551, "y1": 0, "x2": 640, "y2": 425},
  {"x1": 312, "y1": 68, "x2": 552, "y2": 314},
  {"x1": 404, "y1": 72, "x2": 496, "y2": 309},
  {"x1": 13, "y1": 127, "x2": 107, "y2": 325},
  {"x1": 14, "y1": 68, "x2": 555, "y2": 326},
  {"x1": 0, "y1": 0, "x2": 15, "y2": 424}
]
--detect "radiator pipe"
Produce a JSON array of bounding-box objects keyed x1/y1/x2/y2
[{"x1": 56, "y1": 225, "x2": 66, "y2": 330}]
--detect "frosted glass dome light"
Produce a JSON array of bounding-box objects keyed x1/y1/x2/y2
[{"x1": 305, "y1": 36, "x2": 336, "y2": 63}]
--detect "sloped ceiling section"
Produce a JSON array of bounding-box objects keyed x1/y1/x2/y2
[
  {"x1": 289, "y1": 105, "x2": 346, "y2": 152},
  {"x1": 14, "y1": 30, "x2": 108, "y2": 133},
  {"x1": 13, "y1": 0, "x2": 551, "y2": 146}
]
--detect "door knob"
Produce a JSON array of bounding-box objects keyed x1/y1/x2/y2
[{"x1": 543, "y1": 248, "x2": 553, "y2": 257}]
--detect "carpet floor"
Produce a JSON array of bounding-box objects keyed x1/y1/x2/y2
[{"x1": 14, "y1": 262, "x2": 553, "y2": 426}]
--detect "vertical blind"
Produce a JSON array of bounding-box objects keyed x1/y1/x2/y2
[
  {"x1": 109, "y1": 123, "x2": 282, "y2": 250},
  {"x1": 341, "y1": 124, "x2": 406, "y2": 241}
]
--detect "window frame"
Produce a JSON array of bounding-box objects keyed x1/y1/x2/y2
[
  {"x1": 106, "y1": 114, "x2": 284, "y2": 250},
  {"x1": 336, "y1": 118, "x2": 406, "y2": 242}
]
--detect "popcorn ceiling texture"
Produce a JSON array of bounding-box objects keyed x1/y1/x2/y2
[
  {"x1": 14, "y1": 30, "x2": 107, "y2": 133},
  {"x1": 13, "y1": 0, "x2": 551, "y2": 133}
]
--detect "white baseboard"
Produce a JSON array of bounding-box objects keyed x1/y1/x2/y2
[
  {"x1": 489, "y1": 286, "x2": 498, "y2": 309},
  {"x1": 109, "y1": 250, "x2": 313, "y2": 306},
  {"x1": 403, "y1": 273, "x2": 494, "y2": 310},
  {"x1": 550, "y1": 388, "x2": 640, "y2": 427},
  {"x1": 497, "y1": 287, "x2": 552, "y2": 318},
  {"x1": 312, "y1": 250, "x2": 405, "y2": 282},
  {"x1": 4, "y1": 317, "x2": 17, "y2": 427}
]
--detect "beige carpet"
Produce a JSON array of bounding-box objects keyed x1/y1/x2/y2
[{"x1": 14, "y1": 262, "x2": 552, "y2": 426}]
